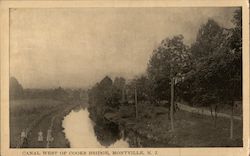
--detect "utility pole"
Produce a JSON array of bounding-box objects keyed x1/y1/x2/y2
[
  {"x1": 170, "y1": 77, "x2": 175, "y2": 131},
  {"x1": 230, "y1": 102, "x2": 234, "y2": 139},
  {"x1": 122, "y1": 85, "x2": 125, "y2": 103},
  {"x1": 170, "y1": 65, "x2": 175, "y2": 132},
  {"x1": 135, "y1": 87, "x2": 138, "y2": 119}
]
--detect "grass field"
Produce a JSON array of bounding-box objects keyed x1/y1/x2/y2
[{"x1": 169, "y1": 110, "x2": 242, "y2": 147}]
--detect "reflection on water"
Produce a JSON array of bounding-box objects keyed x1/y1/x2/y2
[
  {"x1": 62, "y1": 106, "x2": 129, "y2": 148},
  {"x1": 93, "y1": 121, "x2": 121, "y2": 147}
]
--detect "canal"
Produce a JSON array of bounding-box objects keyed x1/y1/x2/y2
[{"x1": 62, "y1": 105, "x2": 129, "y2": 148}]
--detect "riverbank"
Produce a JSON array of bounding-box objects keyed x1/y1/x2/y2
[
  {"x1": 104, "y1": 103, "x2": 243, "y2": 147},
  {"x1": 10, "y1": 98, "x2": 86, "y2": 148},
  {"x1": 49, "y1": 102, "x2": 85, "y2": 148}
]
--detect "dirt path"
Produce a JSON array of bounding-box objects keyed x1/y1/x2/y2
[
  {"x1": 28, "y1": 113, "x2": 53, "y2": 147},
  {"x1": 177, "y1": 103, "x2": 242, "y2": 120}
]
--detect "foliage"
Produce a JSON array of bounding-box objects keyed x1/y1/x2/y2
[
  {"x1": 190, "y1": 19, "x2": 226, "y2": 59},
  {"x1": 126, "y1": 75, "x2": 154, "y2": 102},
  {"x1": 10, "y1": 77, "x2": 24, "y2": 99},
  {"x1": 88, "y1": 76, "x2": 127, "y2": 122},
  {"x1": 179, "y1": 9, "x2": 242, "y2": 108},
  {"x1": 112, "y1": 77, "x2": 126, "y2": 104},
  {"x1": 147, "y1": 35, "x2": 190, "y2": 102}
]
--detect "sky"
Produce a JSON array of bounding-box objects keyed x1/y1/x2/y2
[{"x1": 10, "y1": 7, "x2": 238, "y2": 89}]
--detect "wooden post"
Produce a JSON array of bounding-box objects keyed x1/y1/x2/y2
[
  {"x1": 122, "y1": 85, "x2": 125, "y2": 103},
  {"x1": 170, "y1": 77, "x2": 175, "y2": 131},
  {"x1": 135, "y1": 87, "x2": 138, "y2": 119},
  {"x1": 230, "y1": 102, "x2": 234, "y2": 139}
]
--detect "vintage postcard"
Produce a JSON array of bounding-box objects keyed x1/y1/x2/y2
[{"x1": 0, "y1": 0, "x2": 249, "y2": 156}]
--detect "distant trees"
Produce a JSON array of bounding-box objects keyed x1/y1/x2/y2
[
  {"x1": 23, "y1": 87, "x2": 70, "y2": 101},
  {"x1": 9, "y1": 77, "x2": 83, "y2": 102},
  {"x1": 53, "y1": 87, "x2": 69, "y2": 101},
  {"x1": 72, "y1": 89, "x2": 81, "y2": 100},
  {"x1": 88, "y1": 76, "x2": 127, "y2": 122},
  {"x1": 10, "y1": 77, "x2": 24, "y2": 99}
]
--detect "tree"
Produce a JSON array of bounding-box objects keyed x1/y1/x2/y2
[
  {"x1": 180, "y1": 18, "x2": 236, "y2": 127},
  {"x1": 88, "y1": 76, "x2": 128, "y2": 122},
  {"x1": 178, "y1": 20, "x2": 227, "y2": 107},
  {"x1": 110, "y1": 77, "x2": 126, "y2": 108},
  {"x1": 128, "y1": 75, "x2": 153, "y2": 102},
  {"x1": 125, "y1": 75, "x2": 155, "y2": 119},
  {"x1": 88, "y1": 76, "x2": 113, "y2": 122},
  {"x1": 113, "y1": 77, "x2": 126, "y2": 103},
  {"x1": 191, "y1": 19, "x2": 226, "y2": 59},
  {"x1": 10, "y1": 77, "x2": 24, "y2": 99},
  {"x1": 97, "y1": 76, "x2": 113, "y2": 111},
  {"x1": 230, "y1": 8, "x2": 242, "y2": 53},
  {"x1": 147, "y1": 35, "x2": 190, "y2": 131}
]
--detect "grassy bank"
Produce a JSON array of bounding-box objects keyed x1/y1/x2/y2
[
  {"x1": 49, "y1": 101, "x2": 86, "y2": 148},
  {"x1": 111, "y1": 103, "x2": 243, "y2": 147},
  {"x1": 10, "y1": 98, "x2": 84, "y2": 148}
]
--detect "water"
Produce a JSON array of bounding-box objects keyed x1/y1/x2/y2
[{"x1": 62, "y1": 107, "x2": 129, "y2": 148}]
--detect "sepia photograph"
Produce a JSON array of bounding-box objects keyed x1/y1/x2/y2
[{"x1": 8, "y1": 7, "x2": 245, "y2": 149}]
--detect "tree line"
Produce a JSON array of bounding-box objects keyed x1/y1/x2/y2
[{"x1": 9, "y1": 77, "x2": 85, "y2": 101}]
